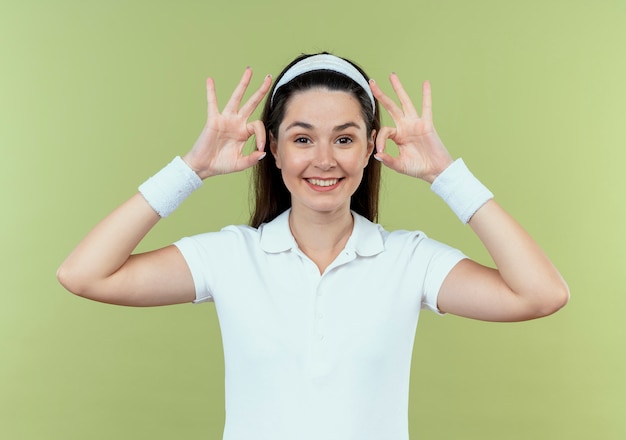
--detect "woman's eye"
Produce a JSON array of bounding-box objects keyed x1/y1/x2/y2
[
  {"x1": 336, "y1": 136, "x2": 353, "y2": 145},
  {"x1": 295, "y1": 137, "x2": 310, "y2": 144}
]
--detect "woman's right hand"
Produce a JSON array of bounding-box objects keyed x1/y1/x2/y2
[{"x1": 183, "y1": 68, "x2": 272, "y2": 179}]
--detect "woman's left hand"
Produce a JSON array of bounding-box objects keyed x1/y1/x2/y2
[{"x1": 369, "y1": 74, "x2": 454, "y2": 184}]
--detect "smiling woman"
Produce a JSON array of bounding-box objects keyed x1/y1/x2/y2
[
  {"x1": 56, "y1": 52, "x2": 569, "y2": 439},
  {"x1": 252, "y1": 54, "x2": 382, "y2": 228},
  {"x1": 272, "y1": 90, "x2": 374, "y2": 221}
]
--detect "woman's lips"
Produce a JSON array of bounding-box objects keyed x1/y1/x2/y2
[{"x1": 305, "y1": 178, "x2": 342, "y2": 191}]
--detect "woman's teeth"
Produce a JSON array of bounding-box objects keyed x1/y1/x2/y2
[{"x1": 307, "y1": 178, "x2": 339, "y2": 187}]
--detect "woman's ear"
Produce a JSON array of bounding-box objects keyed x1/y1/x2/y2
[{"x1": 269, "y1": 132, "x2": 281, "y2": 169}]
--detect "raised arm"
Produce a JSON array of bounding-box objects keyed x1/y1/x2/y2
[
  {"x1": 369, "y1": 75, "x2": 569, "y2": 322},
  {"x1": 57, "y1": 68, "x2": 272, "y2": 306}
]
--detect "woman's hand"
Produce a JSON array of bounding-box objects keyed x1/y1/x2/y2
[
  {"x1": 369, "y1": 74, "x2": 454, "y2": 184},
  {"x1": 183, "y1": 68, "x2": 272, "y2": 179}
]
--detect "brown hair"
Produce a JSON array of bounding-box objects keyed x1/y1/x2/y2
[{"x1": 250, "y1": 53, "x2": 381, "y2": 227}]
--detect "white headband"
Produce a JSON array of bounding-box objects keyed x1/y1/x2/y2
[{"x1": 270, "y1": 54, "x2": 376, "y2": 112}]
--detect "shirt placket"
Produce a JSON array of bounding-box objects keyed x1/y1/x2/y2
[
  {"x1": 310, "y1": 276, "x2": 327, "y2": 377},
  {"x1": 305, "y1": 250, "x2": 356, "y2": 379}
]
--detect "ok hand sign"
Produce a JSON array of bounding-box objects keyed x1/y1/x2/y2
[
  {"x1": 183, "y1": 68, "x2": 272, "y2": 179},
  {"x1": 369, "y1": 74, "x2": 454, "y2": 184}
]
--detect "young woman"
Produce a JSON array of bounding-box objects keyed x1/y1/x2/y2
[{"x1": 57, "y1": 53, "x2": 569, "y2": 439}]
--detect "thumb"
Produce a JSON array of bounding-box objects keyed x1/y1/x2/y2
[
  {"x1": 235, "y1": 149, "x2": 267, "y2": 172},
  {"x1": 374, "y1": 151, "x2": 401, "y2": 173}
]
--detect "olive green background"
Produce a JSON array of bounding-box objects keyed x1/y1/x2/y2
[{"x1": 2, "y1": 0, "x2": 625, "y2": 438}]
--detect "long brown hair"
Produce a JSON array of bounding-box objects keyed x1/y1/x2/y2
[{"x1": 250, "y1": 53, "x2": 381, "y2": 227}]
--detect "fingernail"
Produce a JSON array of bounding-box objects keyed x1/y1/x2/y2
[
  {"x1": 258, "y1": 152, "x2": 267, "y2": 160},
  {"x1": 373, "y1": 154, "x2": 383, "y2": 162}
]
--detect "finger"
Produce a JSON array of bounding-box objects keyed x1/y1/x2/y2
[
  {"x1": 369, "y1": 79, "x2": 404, "y2": 121},
  {"x1": 206, "y1": 77, "x2": 219, "y2": 119},
  {"x1": 373, "y1": 150, "x2": 402, "y2": 174},
  {"x1": 421, "y1": 80, "x2": 433, "y2": 120},
  {"x1": 247, "y1": 120, "x2": 267, "y2": 152},
  {"x1": 389, "y1": 73, "x2": 419, "y2": 118},
  {"x1": 223, "y1": 67, "x2": 253, "y2": 114},
  {"x1": 239, "y1": 74, "x2": 272, "y2": 118},
  {"x1": 375, "y1": 126, "x2": 396, "y2": 154},
  {"x1": 236, "y1": 149, "x2": 267, "y2": 172}
]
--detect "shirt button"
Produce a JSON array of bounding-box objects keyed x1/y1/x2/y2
[{"x1": 316, "y1": 312, "x2": 324, "y2": 319}]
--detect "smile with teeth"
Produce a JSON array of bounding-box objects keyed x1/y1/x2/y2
[{"x1": 307, "y1": 178, "x2": 340, "y2": 187}]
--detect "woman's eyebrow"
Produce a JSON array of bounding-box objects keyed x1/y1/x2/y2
[
  {"x1": 333, "y1": 122, "x2": 361, "y2": 131},
  {"x1": 285, "y1": 121, "x2": 314, "y2": 131},
  {"x1": 284, "y1": 121, "x2": 361, "y2": 131}
]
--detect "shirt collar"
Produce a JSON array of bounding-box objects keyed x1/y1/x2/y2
[
  {"x1": 259, "y1": 209, "x2": 297, "y2": 253},
  {"x1": 347, "y1": 211, "x2": 385, "y2": 257},
  {"x1": 259, "y1": 209, "x2": 384, "y2": 257}
]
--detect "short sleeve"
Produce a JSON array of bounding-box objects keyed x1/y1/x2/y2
[
  {"x1": 418, "y1": 238, "x2": 467, "y2": 315},
  {"x1": 382, "y1": 228, "x2": 467, "y2": 316},
  {"x1": 174, "y1": 235, "x2": 215, "y2": 303},
  {"x1": 173, "y1": 226, "x2": 258, "y2": 304}
]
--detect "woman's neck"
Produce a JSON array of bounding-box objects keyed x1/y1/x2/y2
[{"x1": 288, "y1": 207, "x2": 354, "y2": 273}]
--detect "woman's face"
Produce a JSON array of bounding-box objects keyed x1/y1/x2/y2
[{"x1": 270, "y1": 88, "x2": 375, "y2": 217}]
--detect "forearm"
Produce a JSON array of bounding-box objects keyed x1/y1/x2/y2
[
  {"x1": 58, "y1": 156, "x2": 201, "y2": 297},
  {"x1": 432, "y1": 159, "x2": 569, "y2": 320},
  {"x1": 57, "y1": 193, "x2": 161, "y2": 295},
  {"x1": 468, "y1": 199, "x2": 570, "y2": 315}
]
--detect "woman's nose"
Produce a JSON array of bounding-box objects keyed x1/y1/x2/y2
[{"x1": 314, "y1": 144, "x2": 336, "y2": 170}]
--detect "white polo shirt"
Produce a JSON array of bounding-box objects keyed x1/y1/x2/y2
[{"x1": 174, "y1": 209, "x2": 466, "y2": 440}]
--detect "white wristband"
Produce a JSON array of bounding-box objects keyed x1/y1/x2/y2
[
  {"x1": 431, "y1": 158, "x2": 494, "y2": 224},
  {"x1": 138, "y1": 156, "x2": 203, "y2": 218}
]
